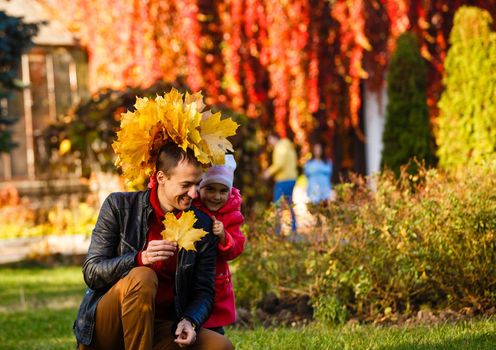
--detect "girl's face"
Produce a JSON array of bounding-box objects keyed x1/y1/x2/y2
[
  {"x1": 199, "y1": 183, "x2": 230, "y2": 212},
  {"x1": 313, "y1": 144, "x2": 323, "y2": 159}
]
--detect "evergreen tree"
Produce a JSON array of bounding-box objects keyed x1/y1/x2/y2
[
  {"x1": 437, "y1": 6, "x2": 496, "y2": 169},
  {"x1": 381, "y1": 32, "x2": 434, "y2": 174},
  {"x1": 0, "y1": 11, "x2": 38, "y2": 152}
]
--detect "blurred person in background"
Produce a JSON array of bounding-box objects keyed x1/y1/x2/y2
[
  {"x1": 263, "y1": 133, "x2": 298, "y2": 235},
  {"x1": 304, "y1": 143, "x2": 333, "y2": 204}
]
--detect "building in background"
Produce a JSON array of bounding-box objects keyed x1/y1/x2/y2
[{"x1": 0, "y1": 0, "x2": 89, "y2": 200}]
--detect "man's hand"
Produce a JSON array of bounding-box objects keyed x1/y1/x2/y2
[
  {"x1": 263, "y1": 169, "x2": 271, "y2": 180},
  {"x1": 142, "y1": 239, "x2": 177, "y2": 265},
  {"x1": 175, "y1": 318, "x2": 197, "y2": 347},
  {"x1": 212, "y1": 216, "x2": 226, "y2": 245}
]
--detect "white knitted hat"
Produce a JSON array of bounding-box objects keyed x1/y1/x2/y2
[{"x1": 199, "y1": 154, "x2": 236, "y2": 190}]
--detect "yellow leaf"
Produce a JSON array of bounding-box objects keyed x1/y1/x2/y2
[
  {"x1": 185, "y1": 91, "x2": 206, "y2": 112},
  {"x1": 158, "y1": 89, "x2": 203, "y2": 151},
  {"x1": 199, "y1": 112, "x2": 239, "y2": 165},
  {"x1": 161, "y1": 211, "x2": 208, "y2": 251},
  {"x1": 112, "y1": 89, "x2": 239, "y2": 184},
  {"x1": 112, "y1": 114, "x2": 151, "y2": 182},
  {"x1": 59, "y1": 139, "x2": 71, "y2": 155}
]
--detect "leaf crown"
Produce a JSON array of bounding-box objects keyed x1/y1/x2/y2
[{"x1": 112, "y1": 88, "x2": 239, "y2": 186}]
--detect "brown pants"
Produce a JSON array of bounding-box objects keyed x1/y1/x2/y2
[{"x1": 80, "y1": 266, "x2": 234, "y2": 350}]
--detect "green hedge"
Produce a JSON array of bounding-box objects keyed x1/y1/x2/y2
[
  {"x1": 233, "y1": 161, "x2": 496, "y2": 323},
  {"x1": 381, "y1": 32, "x2": 434, "y2": 174},
  {"x1": 231, "y1": 206, "x2": 314, "y2": 309},
  {"x1": 437, "y1": 6, "x2": 496, "y2": 169}
]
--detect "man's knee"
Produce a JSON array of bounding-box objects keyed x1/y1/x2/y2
[
  {"x1": 198, "y1": 329, "x2": 234, "y2": 350},
  {"x1": 125, "y1": 266, "x2": 158, "y2": 297},
  {"x1": 220, "y1": 337, "x2": 234, "y2": 350},
  {"x1": 213, "y1": 335, "x2": 234, "y2": 350}
]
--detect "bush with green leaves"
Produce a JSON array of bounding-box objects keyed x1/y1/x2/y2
[
  {"x1": 381, "y1": 31, "x2": 435, "y2": 174},
  {"x1": 437, "y1": 6, "x2": 496, "y2": 169},
  {"x1": 231, "y1": 205, "x2": 315, "y2": 309},
  {"x1": 312, "y1": 161, "x2": 496, "y2": 323},
  {"x1": 234, "y1": 161, "x2": 496, "y2": 324}
]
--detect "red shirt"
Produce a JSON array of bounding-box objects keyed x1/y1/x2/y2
[{"x1": 136, "y1": 183, "x2": 177, "y2": 320}]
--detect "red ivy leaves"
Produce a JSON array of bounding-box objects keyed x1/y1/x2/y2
[{"x1": 39, "y1": 0, "x2": 496, "y2": 168}]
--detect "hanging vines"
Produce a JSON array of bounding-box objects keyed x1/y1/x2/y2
[{"x1": 38, "y1": 0, "x2": 496, "y2": 170}]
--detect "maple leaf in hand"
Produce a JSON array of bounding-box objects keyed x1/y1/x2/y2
[{"x1": 161, "y1": 211, "x2": 208, "y2": 251}]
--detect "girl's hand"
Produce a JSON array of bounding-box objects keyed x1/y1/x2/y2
[{"x1": 212, "y1": 216, "x2": 226, "y2": 245}]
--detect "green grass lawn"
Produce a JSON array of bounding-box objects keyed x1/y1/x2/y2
[{"x1": 1, "y1": 265, "x2": 495, "y2": 350}]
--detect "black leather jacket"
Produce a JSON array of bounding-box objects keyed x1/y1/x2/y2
[{"x1": 73, "y1": 190, "x2": 217, "y2": 346}]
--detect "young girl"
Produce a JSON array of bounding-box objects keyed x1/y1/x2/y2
[
  {"x1": 192, "y1": 154, "x2": 246, "y2": 335},
  {"x1": 304, "y1": 142, "x2": 332, "y2": 203}
]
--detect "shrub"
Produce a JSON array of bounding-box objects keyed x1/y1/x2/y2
[
  {"x1": 312, "y1": 161, "x2": 496, "y2": 322},
  {"x1": 437, "y1": 6, "x2": 496, "y2": 169},
  {"x1": 234, "y1": 161, "x2": 496, "y2": 324},
  {"x1": 231, "y1": 205, "x2": 315, "y2": 309},
  {"x1": 381, "y1": 32, "x2": 435, "y2": 174},
  {"x1": 0, "y1": 186, "x2": 98, "y2": 239}
]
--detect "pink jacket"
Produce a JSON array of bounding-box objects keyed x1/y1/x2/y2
[{"x1": 192, "y1": 187, "x2": 245, "y2": 328}]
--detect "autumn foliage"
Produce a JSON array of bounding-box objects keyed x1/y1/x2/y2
[{"x1": 38, "y1": 0, "x2": 496, "y2": 168}]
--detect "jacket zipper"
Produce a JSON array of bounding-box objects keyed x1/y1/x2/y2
[{"x1": 175, "y1": 250, "x2": 182, "y2": 317}]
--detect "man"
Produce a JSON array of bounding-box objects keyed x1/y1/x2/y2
[
  {"x1": 74, "y1": 143, "x2": 234, "y2": 350},
  {"x1": 263, "y1": 133, "x2": 298, "y2": 234}
]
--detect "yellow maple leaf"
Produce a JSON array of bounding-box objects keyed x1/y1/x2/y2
[
  {"x1": 112, "y1": 113, "x2": 152, "y2": 182},
  {"x1": 161, "y1": 211, "x2": 208, "y2": 251},
  {"x1": 199, "y1": 111, "x2": 239, "y2": 165},
  {"x1": 158, "y1": 92, "x2": 188, "y2": 149},
  {"x1": 112, "y1": 89, "x2": 239, "y2": 185},
  {"x1": 157, "y1": 89, "x2": 203, "y2": 151},
  {"x1": 185, "y1": 91, "x2": 206, "y2": 112}
]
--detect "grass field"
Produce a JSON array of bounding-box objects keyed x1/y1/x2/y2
[{"x1": 1, "y1": 265, "x2": 495, "y2": 350}]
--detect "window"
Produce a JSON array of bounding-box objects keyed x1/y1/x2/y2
[{"x1": 0, "y1": 46, "x2": 89, "y2": 181}]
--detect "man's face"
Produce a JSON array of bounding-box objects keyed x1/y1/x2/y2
[{"x1": 157, "y1": 159, "x2": 203, "y2": 212}]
